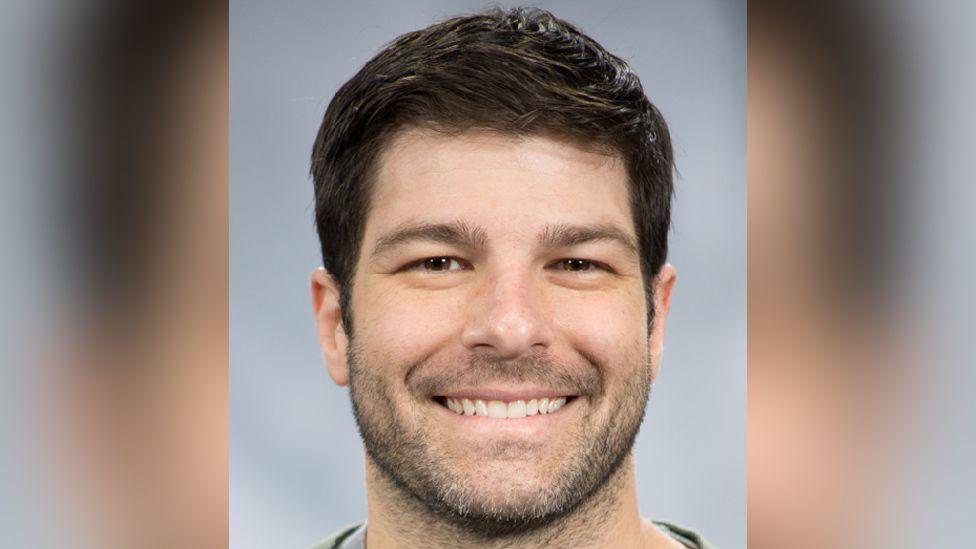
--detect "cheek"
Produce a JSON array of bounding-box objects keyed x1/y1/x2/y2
[
  {"x1": 554, "y1": 290, "x2": 648, "y2": 373},
  {"x1": 353, "y1": 283, "x2": 467, "y2": 369}
]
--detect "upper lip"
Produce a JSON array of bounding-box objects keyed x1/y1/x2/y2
[{"x1": 434, "y1": 386, "x2": 577, "y2": 401}]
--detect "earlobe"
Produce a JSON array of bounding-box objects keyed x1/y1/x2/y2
[
  {"x1": 648, "y1": 264, "x2": 677, "y2": 372},
  {"x1": 311, "y1": 268, "x2": 350, "y2": 386}
]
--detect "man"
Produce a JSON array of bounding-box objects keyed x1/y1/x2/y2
[{"x1": 309, "y1": 7, "x2": 712, "y2": 548}]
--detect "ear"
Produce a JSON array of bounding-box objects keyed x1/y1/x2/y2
[
  {"x1": 311, "y1": 268, "x2": 350, "y2": 386},
  {"x1": 648, "y1": 264, "x2": 677, "y2": 376}
]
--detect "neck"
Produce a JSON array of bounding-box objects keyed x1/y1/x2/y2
[{"x1": 362, "y1": 453, "x2": 681, "y2": 549}]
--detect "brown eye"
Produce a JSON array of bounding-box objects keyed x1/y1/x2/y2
[
  {"x1": 424, "y1": 258, "x2": 449, "y2": 271},
  {"x1": 560, "y1": 259, "x2": 595, "y2": 272},
  {"x1": 421, "y1": 257, "x2": 464, "y2": 272}
]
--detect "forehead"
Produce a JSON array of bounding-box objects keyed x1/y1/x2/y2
[{"x1": 364, "y1": 128, "x2": 634, "y2": 245}]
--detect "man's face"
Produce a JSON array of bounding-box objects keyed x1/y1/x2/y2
[{"x1": 315, "y1": 129, "x2": 674, "y2": 534}]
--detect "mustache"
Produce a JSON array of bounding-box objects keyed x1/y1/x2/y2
[{"x1": 408, "y1": 350, "x2": 604, "y2": 398}]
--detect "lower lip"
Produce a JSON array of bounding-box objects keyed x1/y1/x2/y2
[{"x1": 431, "y1": 397, "x2": 579, "y2": 436}]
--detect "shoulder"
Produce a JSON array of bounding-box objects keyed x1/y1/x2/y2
[
  {"x1": 653, "y1": 520, "x2": 718, "y2": 549},
  {"x1": 309, "y1": 522, "x2": 366, "y2": 549}
]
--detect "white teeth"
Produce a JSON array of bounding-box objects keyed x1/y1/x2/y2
[
  {"x1": 507, "y1": 400, "x2": 526, "y2": 418},
  {"x1": 548, "y1": 397, "x2": 567, "y2": 413},
  {"x1": 487, "y1": 400, "x2": 508, "y2": 418},
  {"x1": 444, "y1": 396, "x2": 570, "y2": 418},
  {"x1": 538, "y1": 398, "x2": 549, "y2": 415}
]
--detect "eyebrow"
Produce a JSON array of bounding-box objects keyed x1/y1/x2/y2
[
  {"x1": 538, "y1": 223, "x2": 639, "y2": 255},
  {"x1": 371, "y1": 219, "x2": 638, "y2": 259},
  {"x1": 371, "y1": 220, "x2": 489, "y2": 258}
]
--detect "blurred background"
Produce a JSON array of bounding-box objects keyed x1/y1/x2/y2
[
  {"x1": 748, "y1": 0, "x2": 976, "y2": 548},
  {"x1": 1, "y1": 1, "x2": 227, "y2": 547},
  {"x1": 2, "y1": 0, "x2": 974, "y2": 548},
  {"x1": 230, "y1": 1, "x2": 744, "y2": 548}
]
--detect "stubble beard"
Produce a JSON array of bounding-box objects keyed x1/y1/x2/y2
[{"x1": 346, "y1": 340, "x2": 653, "y2": 539}]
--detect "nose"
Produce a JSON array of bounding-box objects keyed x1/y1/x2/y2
[{"x1": 461, "y1": 268, "x2": 555, "y2": 359}]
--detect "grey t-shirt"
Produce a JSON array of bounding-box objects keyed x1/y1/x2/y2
[{"x1": 312, "y1": 520, "x2": 715, "y2": 548}]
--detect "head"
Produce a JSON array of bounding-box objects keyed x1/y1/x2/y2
[{"x1": 311, "y1": 7, "x2": 676, "y2": 537}]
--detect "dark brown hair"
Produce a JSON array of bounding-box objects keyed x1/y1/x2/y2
[{"x1": 311, "y1": 7, "x2": 674, "y2": 323}]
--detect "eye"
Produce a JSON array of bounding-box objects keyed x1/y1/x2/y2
[
  {"x1": 412, "y1": 257, "x2": 468, "y2": 272},
  {"x1": 551, "y1": 259, "x2": 608, "y2": 273}
]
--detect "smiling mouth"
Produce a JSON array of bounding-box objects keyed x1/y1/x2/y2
[{"x1": 433, "y1": 396, "x2": 576, "y2": 419}]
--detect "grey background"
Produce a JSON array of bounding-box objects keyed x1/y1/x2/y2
[{"x1": 230, "y1": 1, "x2": 745, "y2": 548}]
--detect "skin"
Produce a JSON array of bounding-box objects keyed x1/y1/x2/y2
[{"x1": 312, "y1": 129, "x2": 678, "y2": 548}]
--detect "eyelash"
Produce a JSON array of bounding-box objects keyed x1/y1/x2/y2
[
  {"x1": 404, "y1": 257, "x2": 470, "y2": 272},
  {"x1": 551, "y1": 258, "x2": 611, "y2": 273},
  {"x1": 403, "y1": 257, "x2": 612, "y2": 274}
]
